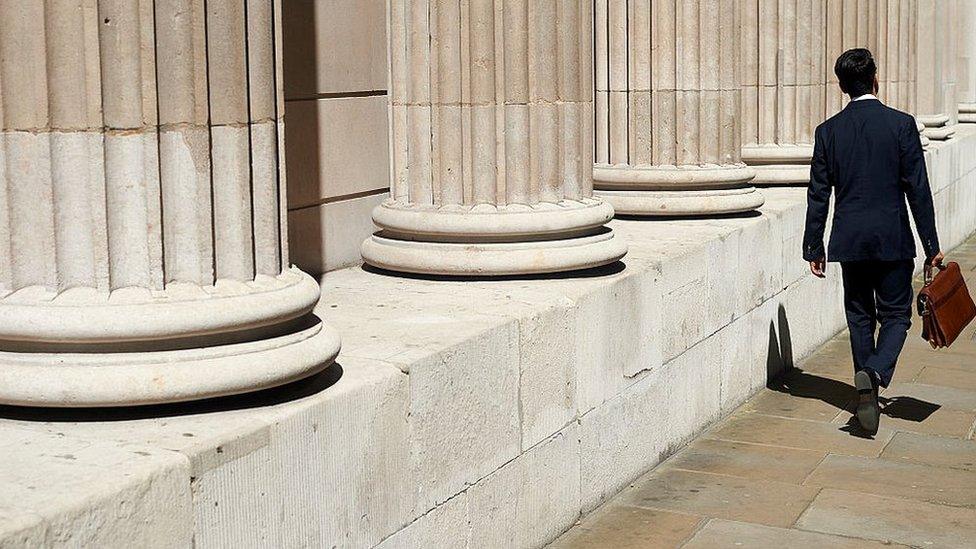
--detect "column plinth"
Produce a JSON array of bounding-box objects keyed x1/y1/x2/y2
[
  {"x1": 740, "y1": 146, "x2": 815, "y2": 186},
  {"x1": 0, "y1": 0, "x2": 339, "y2": 407},
  {"x1": 593, "y1": 164, "x2": 759, "y2": 216},
  {"x1": 362, "y1": 0, "x2": 625, "y2": 276},
  {"x1": 961, "y1": 104, "x2": 976, "y2": 123}
]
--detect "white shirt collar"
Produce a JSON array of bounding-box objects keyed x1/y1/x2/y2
[{"x1": 852, "y1": 94, "x2": 878, "y2": 101}]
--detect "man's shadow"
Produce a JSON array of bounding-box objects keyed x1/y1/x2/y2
[{"x1": 766, "y1": 304, "x2": 941, "y2": 438}]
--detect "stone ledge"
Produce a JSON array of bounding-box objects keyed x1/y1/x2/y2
[{"x1": 1, "y1": 125, "x2": 975, "y2": 547}]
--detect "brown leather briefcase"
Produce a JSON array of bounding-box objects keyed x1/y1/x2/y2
[{"x1": 917, "y1": 262, "x2": 976, "y2": 348}]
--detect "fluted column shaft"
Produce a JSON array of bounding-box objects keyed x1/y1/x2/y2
[
  {"x1": 914, "y1": 0, "x2": 957, "y2": 139},
  {"x1": 591, "y1": 0, "x2": 763, "y2": 216},
  {"x1": 823, "y1": 0, "x2": 928, "y2": 147},
  {"x1": 0, "y1": 0, "x2": 339, "y2": 407},
  {"x1": 958, "y1": 0, "x2": 976, "y2": 122},
  {"x1": 876, "y1": 0, "x2": 918, "y2": 116},
  {"x1": 362, "y1": 0, "x2": 626, "y2": 276},
  {"x1": 741, "y1": 0, "x2": 827, "y2": 185}
]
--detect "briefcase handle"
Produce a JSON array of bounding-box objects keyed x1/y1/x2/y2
[{"x1": 923, "y1": 261, "x2": 947, "y2": 286}]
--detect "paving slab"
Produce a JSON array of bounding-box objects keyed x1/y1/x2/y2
[
  {"x1": 800, "y1": 341, "x2": 927, "y2": 382},
  {"x1": 742, "y1": 371, "x2": 852, "y2": 421},
  {"x1": 549, "y1": 506, "x2": 703, "y2": 549},
  {"x1": 619, "y1": 469, "x2": 820, "y2": 528},
  {"x1": 916, "y1": 365, "x2": 976, "y2": 391},
  {"x1": 831, "y1": 403, "x2": 976, "y2": 438},
  {"x1": 881, "y1": 432, "x2": 976, "y2": 472},
  {"x1": 706, "y1": 413, "x2": 893, "y2": 457},
  {"x1": 803, "y1": 454, "x2": 976, "y2": 507},
  {"x1": 884, "y1": 382, "x2": 976, "y2": 412},
  {"x1": 796, "y1": 489, "x2": 976, "y2": 548},
  {"x1": 663, "y1": 439, "x2": 826, "y2": 484},
  {"x1": 682, "y1": 519, "x2": 903, "y2": 549}
]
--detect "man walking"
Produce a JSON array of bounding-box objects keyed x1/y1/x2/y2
[{"x1": 803, "y1": 48, "x2": 944, "y2": 434}]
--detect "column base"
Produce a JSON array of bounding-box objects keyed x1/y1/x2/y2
[
  {"x1": 362, "y1": 228, "x2": 626, "y2": 276},
  {"x1": 960, "y1": 103, "x2": 976, "y2": 123},
  {"x1": 0, "y1": 269, "x2": 341, "y2": 407},
  {"x1": 361, "y1": 199, "x2": 626, "y2": 276},
  {"x1": 741, "y1": 145, "x2": 812, "y2": 186},
  {"x1": 595, "y1": 188, "x2": 765, "y2": 217},
  {"x1": 919, "y1": 114, "x2": 955, "y2": 140},
  {"x1": 593, "y1": 164, "x2": 763, "y2": 216},
  {"x1": 916, "y1": 120, "x2": 931, "y2": 149},
  {"x1": 0, "y1": 319, "x2": 341, "y2": 408}
]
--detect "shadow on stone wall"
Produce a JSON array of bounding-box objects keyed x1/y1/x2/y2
[
  {"x1": 765, "y1": 303, "x2": 795, "y2": 382},
  {"x1": 281, "y1": 0, "x2": 326, "y2": 274}
]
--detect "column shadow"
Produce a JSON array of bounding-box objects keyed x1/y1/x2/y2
[{"x1": 281, "y1": 1, "x2": 326, "y2": 274}]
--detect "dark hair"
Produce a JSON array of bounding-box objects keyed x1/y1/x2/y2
[{"x1": 834, "y1": 48, "x2": 877, "y2": 98}]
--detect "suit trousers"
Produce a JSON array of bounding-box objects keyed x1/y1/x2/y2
[{"x1": 840, "y1": 259, "x2": 915, "y2": 387}]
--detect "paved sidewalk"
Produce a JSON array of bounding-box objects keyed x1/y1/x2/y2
[{"x1": 552, "y1": 237, "x2": 976, "y2": 548}]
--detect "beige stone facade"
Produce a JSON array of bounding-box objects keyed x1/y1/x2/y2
[{"x1": 1, "y1": 2, "x2": 976, "y2": 546}]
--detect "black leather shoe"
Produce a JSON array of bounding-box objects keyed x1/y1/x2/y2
[{"x1": 854, "y1": 370, "x2": 880, "y2": 434}]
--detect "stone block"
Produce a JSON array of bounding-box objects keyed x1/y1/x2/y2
[
  {"x1": 281, "y1": 0, "x2": 387, "y2": 96},
  {"x1": 578, "y1": 333, "x2": 721, "y2": 514},
  {"x1": 192, "y1": 444, "x2": 277, "y2": 548},
  {"x1": 288, "y1": 191, "x2": 386, "y2": 275},
  {"x1": 578, "y1": 366, "x2": 671, "y2": 513},
  {"x1": 881, "y1": 431, "x2": 976, "y2": 471},
  {"x1": 658, "y1": 240, "x2": 712, "y2": 362},
  {"x1": 407, "y1": 321, "x2": 521, "y2": 512},
  {"x1": 707, "y1": 413, "x2": 893, "y2": 457},
  {"x1": 517, "y1": 301, "x2": 579, "y2": 449},
  {"x1": 0, "y1": 426, "x2": 193, "y2": 547},
  {"x1": 468, "y1": 425, "x2": 582, "y2": 549},
  {"x1": 284, "y1": 95, "x2": 389, "y2": 207},
  {"x1": 572, "y1": 269, "x2": 663, "y2": 414},
  {"x1": 719, "y1": 298, "x2": 778, "y2": 412},
  {"x1": 247, "y1": 357, "x2": 413, "y2": 548},
  {"x1": 374, "y1": 493, "x2": 470, "y2": 549}
]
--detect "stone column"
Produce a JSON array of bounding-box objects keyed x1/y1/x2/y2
[
  {"x1": 915, "y1": 0, "x2": 956, "y2": 139},
  {"x1": 874, "y1": 0, "x2": 915, "y2": 112},
  {"x1": 825, "y1": 0, "x2": 878, "y2": 116},
  {"x1": 958, "y1": 0, "x2": 976, "y2": 122},
  {"x1": 0, "y1": 0, "x2": 340, "y2": 407},
  {"x1": 824, "y1": 0, "x2": 928, "y2": 146},
  {"x1": 592, "y1": 0, "x2": 763, "y2": 216},
  {"x1": 361, "y1": 0, "x2": 626, "y2": 276},
  {"x1": 740, "y1": 0, "x2": 827, "y2": 185}
]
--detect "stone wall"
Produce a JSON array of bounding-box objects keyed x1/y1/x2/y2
[
  {"x1": 282, "y1": 0, "x2": 390, "y2": 274},
  {"x1": 2, "y1": 127, "x2": 974, "y2": 548}
]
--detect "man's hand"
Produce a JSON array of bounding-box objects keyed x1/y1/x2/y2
[
  {"x1": 810, "y1": 258, "x2": 826, "y2": 279},
  {"x1": 924, "y1": 251, "x2": 945, "y2": 281}
]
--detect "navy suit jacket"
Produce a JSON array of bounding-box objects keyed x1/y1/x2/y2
[{"x1": 802, "y1": 98, "x2": 940, "y2": 263}]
